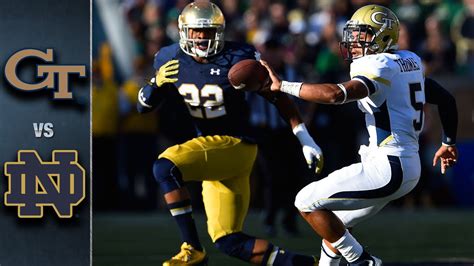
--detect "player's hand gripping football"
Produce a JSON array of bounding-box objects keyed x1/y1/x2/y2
[
  {"x1": 155, "y1": 59, "x2": 179, "y2": 87},
  {"x1": 433, "y1": 145, "x2": 458, "y2": 174},
  {"x1": 293, "y1": 123, "x2": 324, "y2": 174},
  {"x1": 259, "y1": 60, "x2": 282, "y2": 92}
]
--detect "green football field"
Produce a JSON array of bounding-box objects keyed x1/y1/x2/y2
[{"x1": 93, "y1": 209, "x2": 474, "y2": 265}]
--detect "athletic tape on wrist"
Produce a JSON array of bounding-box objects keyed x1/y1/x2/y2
[
  {"x1": 280, "y1": 81, "x2": 302, "y2": 97},
  {"x1": 293, "y1": 123, "x2": 312, "y2": 144}
]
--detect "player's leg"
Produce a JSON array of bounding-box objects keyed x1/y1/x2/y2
[
  {"x1": 157, "y1": 135, "x2": 260, "y2": 265},
  {"x1": 313, "y1": 205, "x2": 386, "y2": 266},
  {"x1": 153, "y1": 157, "x2": 203, "y2": 251},
  {"x1": 198, "y1": 138, "x2": 315, "y2": 265},
  {"x1": 295, "y1": 154, "x2": 420, "y2": 265},
  {"x1": 319, "y1": 239, "x2": 341, "y2": 266},
  {"x1": 155, "y1": 137, "x2": 222, "y2": 265},
  {"x1": 204, "y1": 177, "x2": 317, "y2": 265},
  {"x1": 296, "y1": 161, "x2": 387, "y2": 264}
]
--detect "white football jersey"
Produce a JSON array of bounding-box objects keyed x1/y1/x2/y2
[{"x1": 350, "y1": 50, "x2": 425, "y2": 156}]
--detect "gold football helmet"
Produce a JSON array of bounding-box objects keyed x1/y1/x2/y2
[
  {"x1": 178, "y1": 1, "x2": 225, "y2": 57},
  {"x1": 340, "y1": 5, "x2": 400, "y2": 60}
]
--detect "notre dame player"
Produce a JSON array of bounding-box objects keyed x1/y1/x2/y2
[{"x1": 138, "y1": 1, "x2": 322, "y2": 265}]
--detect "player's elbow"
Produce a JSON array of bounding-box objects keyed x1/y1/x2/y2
[
  {"x1": 137, "y1": 85, "x2": 159, "y2": 113},
  {"x1": 137, "y1": 102, "x2": 152, "y2": 114},
  {"x1": 445, "y1": 92, "x2": 456, "y2": 106}
]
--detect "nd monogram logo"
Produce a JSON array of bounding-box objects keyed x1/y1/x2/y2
[
  {"x1": 4, "y1": 49, "x2": 87, "y2": 99},
  {"x1": 4, "y1": 150, "x2": 86, "y2": 218}
]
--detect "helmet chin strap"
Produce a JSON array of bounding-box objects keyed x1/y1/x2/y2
[{"x1": 366, "y1": 33, "x2": 379, "y2": 54}]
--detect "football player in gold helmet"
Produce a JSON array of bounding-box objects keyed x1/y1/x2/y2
[
  {"x1": 261, "y1": 4, "x2": 458, "y2": 265},
  {"x1": 140, "y1": 1, "x2": 321, "y2": 265},
  {"x1": 340, "y1": 4, "x2": 400, "y2": 61}
]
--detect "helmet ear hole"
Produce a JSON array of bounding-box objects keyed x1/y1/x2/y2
[{"x1": 382, "y1": 35, "x2": 390, "y2": 42}]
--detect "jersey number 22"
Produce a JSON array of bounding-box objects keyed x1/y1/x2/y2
[{"x1": 178, "y1": 83, "x2": 226, "y2": 119}]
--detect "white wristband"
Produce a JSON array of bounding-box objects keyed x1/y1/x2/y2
[
  {"x1": 292, "y1": 123, "x2": 312, "y2": 145},
  {"x1": 336, "y1": 83, "x2": 347, "y2": 104},
  {"x1": 280, "y1": 81, "x2": 302, "y2": 97},
  {"x1": 442, "y1": 142, "x2": 456, "y2": 147}
]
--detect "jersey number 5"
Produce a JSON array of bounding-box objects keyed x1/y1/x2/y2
[
  {"x1": 409, "y1": 82, "x2": 423, "y2": 131},
  {"x1": 178, "y1": 84, "x2": 226, "y2": 119}
]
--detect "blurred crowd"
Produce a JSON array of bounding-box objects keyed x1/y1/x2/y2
[
  {"x1": 118, "y1": 0, "x2": 474, "y2": 78},
  {"x1": 92, "y1": 0, "x2": 474, "y2": 227}
]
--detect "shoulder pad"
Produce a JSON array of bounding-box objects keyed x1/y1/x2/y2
[
  {"x1": 350, "y1": 53, "x2": 396, "y2": 86},
  {"x1": 153, "y1": 43, "x2": 181, "y2": 70},
  {"x1": 223, "y1": 41, "x2": 258, "y2": 60}
]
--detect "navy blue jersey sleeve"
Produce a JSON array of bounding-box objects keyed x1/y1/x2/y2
[
  {"x1": 153, "y1": 43, "x2": 180, "y2": 70},
  {"x1": 238, "y1": 43, "x2": 259, "y2": 60},
  {"x1": 137, "y1": 84, "x2": 164, "y2": 113},
  {"x1": 425, "y1": 78, "x2": 458, "y2": 145},
  {"x1": 138, "y1": 43, "x2": 181, "y2": 113},
  {"x1": 224, "y1": 41, "x2": 259, "y2": 64}
]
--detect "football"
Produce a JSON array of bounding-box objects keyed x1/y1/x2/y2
[{"x1": 228, "y1": 59, "x2": 269, "y2": 91}]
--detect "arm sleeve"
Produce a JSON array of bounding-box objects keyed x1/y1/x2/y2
[{"x1": 425, "y1": 77, "x2": 458, "y2": 145}]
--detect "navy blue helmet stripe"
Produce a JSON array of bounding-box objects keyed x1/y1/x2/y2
[
  {"x1": 329, "y1": 156, "x2": 403, "y2": 199},
  {"x1": 353, "y1": 75, "x2": 376, "y2": 95}
]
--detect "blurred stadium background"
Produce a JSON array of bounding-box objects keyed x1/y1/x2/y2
[{"x1": 92, "y1": 0, "x2": 474, "y2": 264}]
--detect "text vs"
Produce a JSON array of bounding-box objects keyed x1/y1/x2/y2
[{"x1": 33, "y1": 123, "x2": 54, "y2": 138}]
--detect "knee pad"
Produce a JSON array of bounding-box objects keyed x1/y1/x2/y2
[
  {"x1": 294, "y1": 189, "x2": 307, "y2": 212},
  {"x1": 294, "y1": 185, "x2": 318, "y2": 212},
  {"x1": 153, "y1": 158, "x2": 184, "y2": 193},
  {"x1": 214, "y1": 233, "x2": 256, "y2": 262}
]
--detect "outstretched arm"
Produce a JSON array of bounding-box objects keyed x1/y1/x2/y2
[
  {"x1": 258, "y1": 90, "x2": 324, "y2": 174},
  {"x1": 425, "y1": 78, "x2": 459, "y2": 174},
  {"x1": 259, "y1": 60, "x2": 370, "y2": 104}
]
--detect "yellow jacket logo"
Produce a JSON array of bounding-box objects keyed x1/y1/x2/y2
[
  {"x1": 4, "y1": 150, "x2": 86, "y2": 218},
  {"x1": 4, "y1": 48, "x2": 87, "y2": 99}
]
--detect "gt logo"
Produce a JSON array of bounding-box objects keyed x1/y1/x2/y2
[
  {"x1": 370, "y1": 11, "x2": 395, "y2": 29},
  {"x1": 4, "y1": 150, "x2": 86, "y2": 218},
  {"x1": 4, "y1": 48, "x2": 87, "y2": 99}
]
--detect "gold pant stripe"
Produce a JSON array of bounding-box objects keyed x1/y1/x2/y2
[{"x1": 169, "y1": 206, "x2": 192, "y2": 216}]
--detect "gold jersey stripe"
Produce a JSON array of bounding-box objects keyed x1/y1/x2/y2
[{"x1": 352, "y1": 72, "x2": 391, "y2": 86}]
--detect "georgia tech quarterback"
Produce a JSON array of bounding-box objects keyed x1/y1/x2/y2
[
  {"x1": 138, "y1": 1, "x2": 320, "y2": 265},
  {"x1": 261, "y1": 4, "x2": 458, "y2": 265}
]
